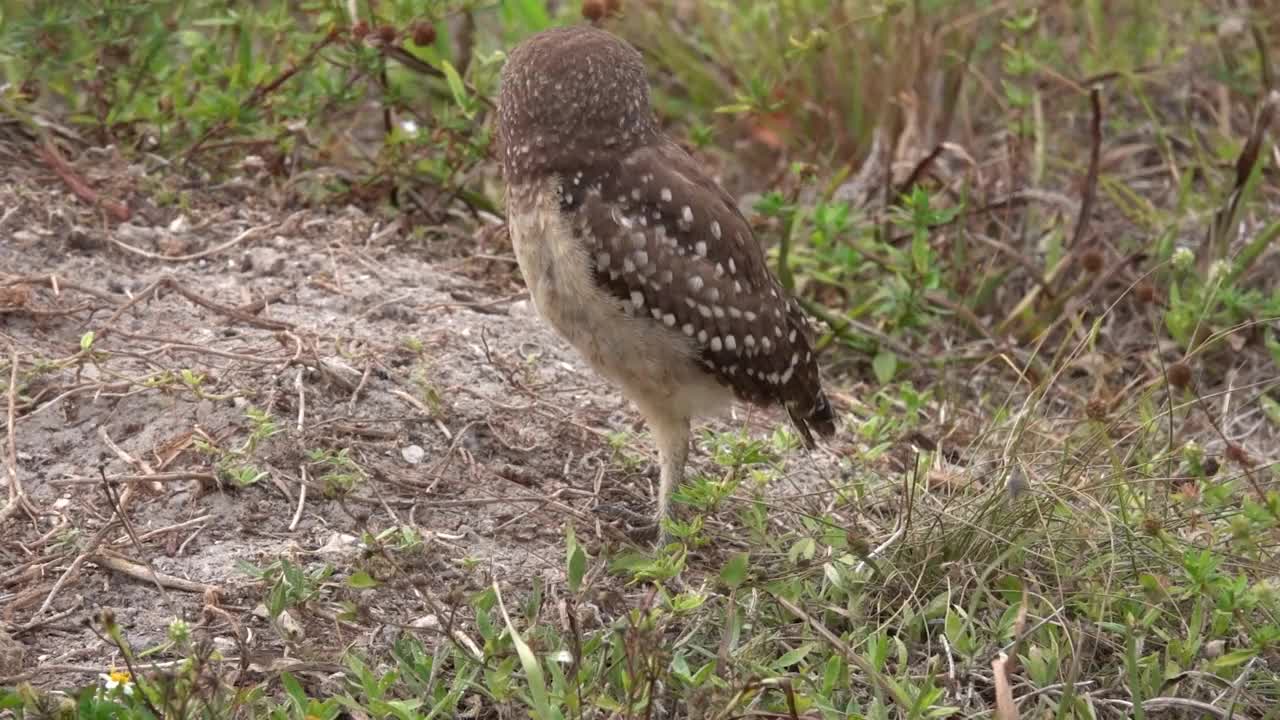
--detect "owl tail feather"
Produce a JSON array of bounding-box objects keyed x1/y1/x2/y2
[{"x1": 787, "y1": 391, "x2": 836, "y2": 450}]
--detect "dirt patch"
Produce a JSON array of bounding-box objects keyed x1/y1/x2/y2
[{"x1": 0, "y1": 156, "x2": 857, "y2": 689}]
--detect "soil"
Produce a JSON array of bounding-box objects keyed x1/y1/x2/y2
[{"x1": 0, "y1": 149, "x2": 859, "y2": 690}]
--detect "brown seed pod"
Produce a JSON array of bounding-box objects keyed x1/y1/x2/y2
[
  {"x1": 1203, "y1": 456, "x2": 1220, "y2": 477},
  {"x1": 1081, "y1": 249, "x2": 1105, "y2": 274},
  {"x1": 376, "y1": 24, "x2": 398, "y2": 44},
  {"x1": 17, "y1": 79, "x2": 39, "y2": 101},
  {"x1": 1085, "y1": 397, "x2": 1109, "y2": 421},
  {"x1": 1134, "y1": 281, "x2": 1157, "y2": 305},
  {"x1": 1141, "y1": 515, "x2": 1163, "y2": 535},
  {"x1": 582, "y1": 0, "x2": 606, "y2": 22},
  {"x1": 1166, "y1": 361, "x2": 1192, "y2": 389},
  {"x1": 412, "y1": 21, "x2": 436, "y2": 46},
  {"x1": 1174, "y1": 480, "x2": 1200, "y2": 499},
  {"x1": 1225, "y1": 443, "x2": 1256, "y2": 469}
]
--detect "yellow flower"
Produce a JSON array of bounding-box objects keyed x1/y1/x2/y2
[{"x1": 99, "y1": 669, "x2": 134, "y2": 696}]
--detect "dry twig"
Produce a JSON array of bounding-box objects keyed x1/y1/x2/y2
[
  {"x1": 111, "y1": 223, "x2": 274, "y2": 263},
  {"x1": 0, "y1": 345, "x2": 33, "y2": 525},
  {"x1": 87, "y1": 552, "x2": 218, "y2": 594}
]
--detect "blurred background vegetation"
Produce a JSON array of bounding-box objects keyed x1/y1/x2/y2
[{"x1": 3, "y1": 0, "x2": 1280, "y2": 718}]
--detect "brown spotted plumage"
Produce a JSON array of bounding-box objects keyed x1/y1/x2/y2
[{"x1": 496, "y1": 25, "x2": 835, "y2": 540}]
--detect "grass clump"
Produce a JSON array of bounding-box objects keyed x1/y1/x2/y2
[{"x1": 3, "y1": 0, "x2": 1280, "y2": 718}]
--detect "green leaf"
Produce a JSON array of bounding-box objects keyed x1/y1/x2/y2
[
  {"x1": 720, "y1": 552, "x2": 750, "y2": 589},
  {"x1": 823, "y1": 562, "x2": 845, "y2": 590},
  {"x1": 822, "y1": 653, "x2": 844, "y2": 694},
  {"x1": 348, "y1": 570, "x2": 379, "y2": 589},
  {"x1": 176, "y1": 30, "x2": 207, "y2": 48},
  {"x1": 1261, "y1": 393, "x2": 1280, "y2": 428},
  {"x1": 872, "y1": 350, "x2": 897, "y2": 384},
  {"x1": 911, "y1": 232, "x2": 931, "y2": 275},
  {"x1": 80, "y1": 331, "x2": 95, "y2": 351},
  {"x1": 280, "y1": 671, "x2": 308, "y2": 712},
  {"x1": 1265, "y1": 331, "x2": 1280, "y2": 369},
  {"x1": 494, "y1": 581, "x2": 558, "y2": 720},
  {"x1": 1209, "y1": 648, "x2": 1258, "y2": 670},
  {"x1": 773, "y1": 641, "x2": 816, "y2": 670},
  {"x1": 788, "y1": 537, "x2": 816, "y2": 563},
  {"x1": 440, "y1": 60, "x2": 471, "y2": 119},
  {"x1": 565, "y1": 525, "x2": 586, "y2": 593},
  {"x1": 944, "y1": 608, "x2": 963, "y2": 643},
  {"x1": 670, "y1": 591, "x2": 706, "y2": 613}
]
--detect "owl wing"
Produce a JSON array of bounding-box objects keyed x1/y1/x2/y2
[{"x1": 561, "y1": 139, "x2": 835, "y2": 444}]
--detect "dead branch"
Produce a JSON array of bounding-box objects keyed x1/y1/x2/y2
[
  {"x1": 35, "y1": 137, "x2": 130, "y2": 222},
  {"x1": 87, "y1": 552, "x2": 219, "y2": 594}
]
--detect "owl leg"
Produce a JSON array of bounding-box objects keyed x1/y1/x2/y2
[{"x1": 636, "y1": 404, "x2": 690, "y2": 547}]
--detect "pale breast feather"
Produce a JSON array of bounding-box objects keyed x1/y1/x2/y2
[{"x1": 561, "y1": 141, "x2": 824, "y2": 412}]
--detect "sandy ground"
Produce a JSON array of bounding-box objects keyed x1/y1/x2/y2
[{"x1": 0, "y1": 152, "x2": 862, "y2": 690}]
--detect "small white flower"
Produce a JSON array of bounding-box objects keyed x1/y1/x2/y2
[
  {"x1": 100, "y1": 669, "x2": 134, "y2": 696},
  {"x1": 400, "y1": 119, "x2": 420, "y2": 136},
  {"x1": 1208, "y1": 259, "x2": 1231, "y2": 282},
  {"x1": 1171, "y1": 246, "x2": 1195, "y2": 272}
]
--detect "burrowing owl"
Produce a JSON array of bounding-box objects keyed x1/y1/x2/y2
[{"x1": 495, "y1": 25, "x2": 836, "y2": 540}]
